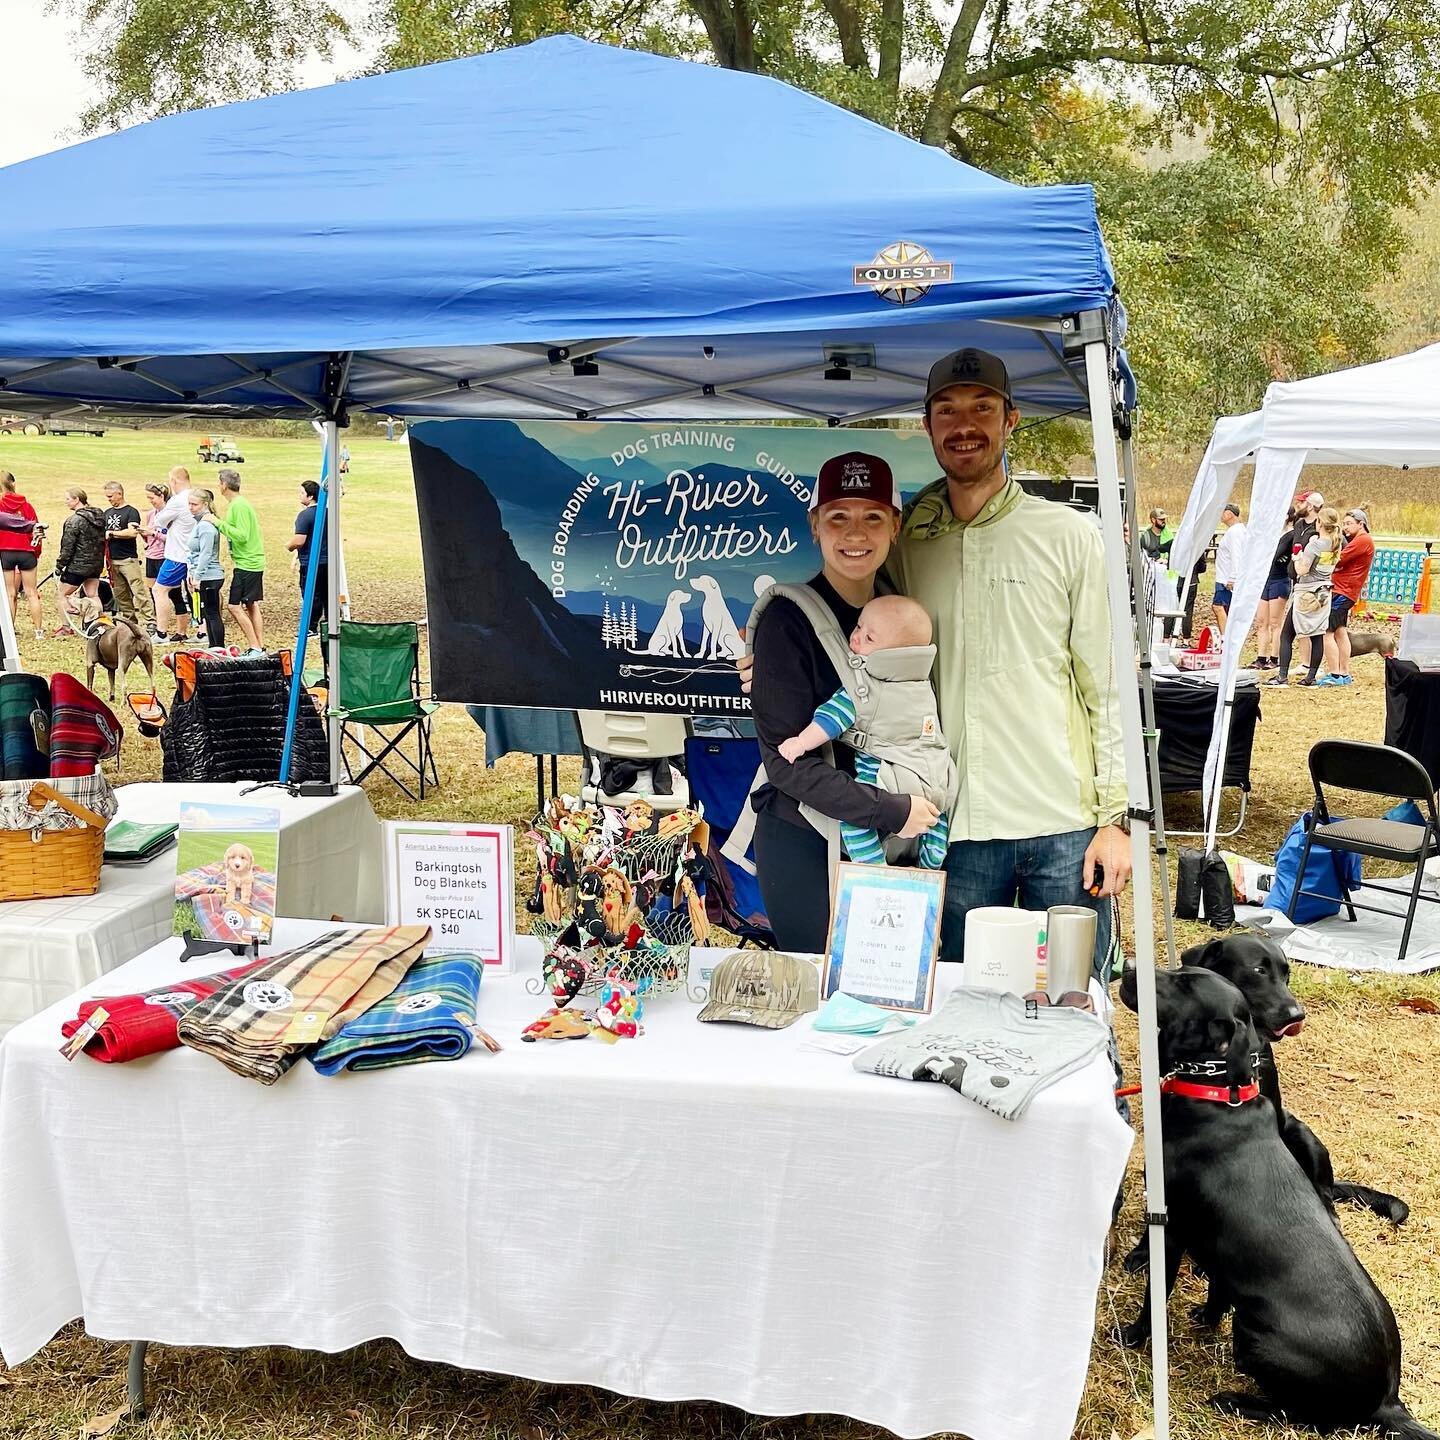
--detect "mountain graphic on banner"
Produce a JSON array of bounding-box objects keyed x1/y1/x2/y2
[{"x1": 410, "y1": 436, "x2": 614, "y2": 706}]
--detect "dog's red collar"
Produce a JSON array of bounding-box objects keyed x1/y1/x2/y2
[{"x1": 1161, "y1": 1077, "x2": 1261, "y2": 1105}]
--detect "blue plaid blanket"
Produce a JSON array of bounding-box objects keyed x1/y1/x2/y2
[{"x1": 309, "y1": 953, "x2": 486, "y2": 1074}]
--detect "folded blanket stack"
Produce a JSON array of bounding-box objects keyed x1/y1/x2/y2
[
  {"x1": 0, "y1": 674, "x2": 50, "y2": 781},
  {"x1": 60, "y1": 961, "x2": 263, "y2": 1063},
  {"x1": 48, "y1": 672, "x2": 122, "y2": 778},
  {"x1": 310, "y1": 952, "x2": 488, "y2": 1075},
  {"x1": 178, "y1": 924, "x2": 431, "y2": 1084}
]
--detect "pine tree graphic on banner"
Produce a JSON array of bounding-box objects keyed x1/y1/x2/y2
[
  {"x1": 626, "y1": 603, "x2": 639, "y2": 649},
  {"x1": 602, "y1": 599, "x2": 615, "y2": 648}
]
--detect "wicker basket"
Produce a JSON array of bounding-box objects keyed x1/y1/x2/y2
[{"x1": 0, "y1": 782, "x2": 107, "y2": 903}]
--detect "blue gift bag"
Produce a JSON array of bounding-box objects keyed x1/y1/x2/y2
[{"x1": 1264, "y1": 812, "x2": 1363, "y2": 924}]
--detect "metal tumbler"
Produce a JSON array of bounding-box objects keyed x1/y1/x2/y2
[{"x1": 1045, "y1": 905, "x2": 1097, "y2": 1001}]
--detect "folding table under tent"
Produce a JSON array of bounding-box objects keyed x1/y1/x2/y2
[
  {"x1": 0, "y1": 34, "x2": 1173, "y2": 1438},
  {"x1": 1168, "y1": 342, "x2": 1440, "y2": 847}
]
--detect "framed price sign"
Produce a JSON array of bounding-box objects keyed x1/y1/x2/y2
[
  {"x1": 823, "y1": 863, "x2": 944, "y2": 1014},
  {"x1": 384, "y1": 821, "x2": 515, "y2": 971}
]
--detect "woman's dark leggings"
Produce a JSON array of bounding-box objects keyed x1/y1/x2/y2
[
  {"x1": 755, "y1": 808, "x2": 833, "y2": 953},
  {"x1": 199, "y1": 579, "x2": 225, "y2": 648},
  {"x1": 1277, "y1": 607, "x2": 1320, "y2": 682}
]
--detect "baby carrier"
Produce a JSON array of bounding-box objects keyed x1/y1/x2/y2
[{"x1": 724, "y1": 584, "x2": 958, "y2": 879}]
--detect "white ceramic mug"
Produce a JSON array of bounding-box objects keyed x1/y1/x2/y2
[{"x1": 961, "y1": 906, "x2": 1045, "y2": 996}]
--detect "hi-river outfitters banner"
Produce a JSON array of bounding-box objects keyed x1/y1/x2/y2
[{"x1": 409, "y1": 419, "x2": 940, "y2": 713}]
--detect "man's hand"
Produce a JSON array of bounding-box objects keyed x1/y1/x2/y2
[
  {"x1": 734, "y1": 627, "x2": 753, "y2": 694},
  {"x1": 898, "y1": 796, "x2": 942, "y2": 839},
  {"x1": 1083, "y1": 824, "x2": 1132, "y2": 899}
]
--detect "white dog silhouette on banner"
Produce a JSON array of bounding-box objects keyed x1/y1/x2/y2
[
  {"x1": 645, "y1": 590, "x2": 691, "y2": 656},
  {"x1": 691, "y1": 575, "x2": 744, "y2": 660}
]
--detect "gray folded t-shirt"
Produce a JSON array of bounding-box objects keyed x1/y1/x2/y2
[{"x1": 853, "y1": 988, "x2": 1109, "y2": 1120}]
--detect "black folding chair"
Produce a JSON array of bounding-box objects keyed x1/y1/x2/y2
[{"x1": 1287, "y1": 740, "x2": 1440, "y2": 960}]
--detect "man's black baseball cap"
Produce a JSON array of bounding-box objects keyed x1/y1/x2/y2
[{"x1": 924, "y1": 348, "x2": 1013, "y2": 409}]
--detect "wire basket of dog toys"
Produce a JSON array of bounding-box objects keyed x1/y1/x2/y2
[{"x1": 525, "y1": 796, "x2": 713, "y2": 1003}]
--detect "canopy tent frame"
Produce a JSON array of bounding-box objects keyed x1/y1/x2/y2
[{"x1": 0, "y1": 34, "x2": 1170, "y2": 1437}]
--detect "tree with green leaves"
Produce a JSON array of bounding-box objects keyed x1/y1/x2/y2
[{"x1": 61, "y1": 0, "x2": 1440, "y2": 438}]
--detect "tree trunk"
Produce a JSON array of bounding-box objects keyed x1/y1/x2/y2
[
  {"x1": 920, "y1": 0, "x2": 992, "y2": 145},
  {"x1": 822, "y1": 0, "x2": 871, "y2": 71},
  {"x1": 876, "y1": 0, "x2": 904, "y2": 118}
]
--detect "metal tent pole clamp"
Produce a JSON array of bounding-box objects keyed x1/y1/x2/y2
[
  {"x1": 1079, "y1": 331, "x2": 1170, "y2": 1440},
  {"x1": 1122, "y1": 433, "x2": 1179, "y2": 968}
]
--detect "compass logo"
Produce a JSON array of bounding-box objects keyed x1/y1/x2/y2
[{"x1": 853, "y1": 241, "x2": 953, "y2": 305}]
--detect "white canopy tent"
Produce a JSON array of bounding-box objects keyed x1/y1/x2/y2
[{"x1": 1167, "y1": 342, "x2": 1440, "y2": 844}]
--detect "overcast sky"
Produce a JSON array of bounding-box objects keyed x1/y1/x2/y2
[{"x1": 3, "y1": 1, "x2": 370, "y2": 166}]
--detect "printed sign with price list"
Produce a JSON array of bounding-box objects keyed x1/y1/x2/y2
[{"x1": 384, "y1": 822, "x2": 515, "y2": 972}]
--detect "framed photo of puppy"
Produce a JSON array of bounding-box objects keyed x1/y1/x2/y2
[{"x1": 173, "y1": 803, "x2": 281, "y2": 946}]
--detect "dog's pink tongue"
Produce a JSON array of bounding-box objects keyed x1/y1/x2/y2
[{"x1": 1274, "y1": 1020, "x2": 1305, "y2": 1038}]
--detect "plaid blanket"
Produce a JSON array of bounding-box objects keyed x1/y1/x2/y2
[
  {"x1": 177, "y1": 924, "x2": 431, "y2": 1084},
  {"x1": 175, "y1": 860, "x2": 279, "y2": 911},
  {"x1": 0, "y1": 674, "x2": 50, "y2": 782},
  {"x1": 60, "y1": 960, "x2": 262, "y2": 1063},
  {"x1": 48, "y1": 673, "x2": 122, "y2": 779},
  {"x1": 309, "y1": 953, "x2": 486, "y2": 1075}
]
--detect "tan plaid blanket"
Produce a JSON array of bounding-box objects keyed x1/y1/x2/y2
[{"x1": 177, "y1": 924, "x2": 431, "y2": 1084}]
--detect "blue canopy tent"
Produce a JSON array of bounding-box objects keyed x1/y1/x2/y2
[{"x1": 0, "y1": 34, "x2": 1168, "y2": 1436}]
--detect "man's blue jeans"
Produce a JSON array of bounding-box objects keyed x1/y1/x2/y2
[{"x1": 940, "y1": 827, "x2": 1113, "y2": 980}]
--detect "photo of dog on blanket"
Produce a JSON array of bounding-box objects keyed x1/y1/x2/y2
[
  {"x1": 1118, "y1": 941, "x2": 1433, "y2": 1438},
  {"x1": 172, "y1": 804, "x2": 280, "y2": 946}
]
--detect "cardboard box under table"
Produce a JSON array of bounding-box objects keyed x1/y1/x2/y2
[
  {"x1": 0, "y1": 921, "x2": 1131, "y2": 1440},
  {"x1": 0, "y1": 783, "x2": 384, "y2": 1038}
]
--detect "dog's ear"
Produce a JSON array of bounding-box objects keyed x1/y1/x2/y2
[
  {"x1": 1210, "y1": 1015, "x2": 1255, "y2": 1092},
  {"x1": 1178, "y1": 941, "x2": 1206, "y2": 967}
]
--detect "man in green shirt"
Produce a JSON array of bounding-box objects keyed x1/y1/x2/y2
[
  {"x1": 215, "y1": 469, "x2": 266, "y2": 653},
  {"x1": 884, "y1": 348, "x2": 1131, "y2": 967}
]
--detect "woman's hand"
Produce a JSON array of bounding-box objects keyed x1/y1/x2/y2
[{"x1": 897, "y1": 796, "x2": 941, "y2": 839}]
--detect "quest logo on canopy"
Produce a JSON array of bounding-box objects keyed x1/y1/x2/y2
[{"x1": 853, "y1": 241, "x2": 953, "y2": 305}]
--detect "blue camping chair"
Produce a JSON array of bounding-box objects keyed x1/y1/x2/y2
[{"x1": 684, "y1": 736, "x2": 774, "y2": 948}]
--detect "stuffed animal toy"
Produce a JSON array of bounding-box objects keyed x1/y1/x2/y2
[
  {"x1": 657, "y1": 806, "x2": 701, "y2": 842},
  {"x1": 542, "y1": 944, "x2": 589, "y2": 1006},
  {"x1": 520, "y1": 1007, "x2": 593, "y2": 1042},
  {"x1": 576, "y1": 865, "x2": 640, "y2": 945},
  {"x1": 623, "y1": 799, "x2": 657, "y2": 837}
]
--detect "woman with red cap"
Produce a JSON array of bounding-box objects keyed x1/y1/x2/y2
[{"x1": 748, "y1": 452, "x2": 940, "y2": 950}]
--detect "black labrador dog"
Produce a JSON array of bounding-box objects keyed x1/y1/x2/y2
[
  {"x1": 1183, "y1": 933, "x2": 1408, "y2": 1224},
  {"x1": 1118, "y1": 965, "x2": 1436, "y2": 1438}
]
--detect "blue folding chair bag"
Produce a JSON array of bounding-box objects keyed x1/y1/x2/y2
[
  {"x1": 684, "y1": 736, "x2": 773, "y2": 946},
  {"x1": 1264, "y1": 812, "x2": 1364, "y2": 924}
]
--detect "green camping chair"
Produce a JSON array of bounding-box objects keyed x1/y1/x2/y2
[{"x1": 322, "y1": 621, "x2": 439, "y2": 800}]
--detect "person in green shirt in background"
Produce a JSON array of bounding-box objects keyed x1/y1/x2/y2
[
  {"x1": 884, "y1": 348, "x2": 1131, "y2": 972},
  {"x1": 215, "y1": 469, "x2": 266, "y2": 653}
]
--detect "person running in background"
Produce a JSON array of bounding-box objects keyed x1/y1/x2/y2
[
  {"x1": 150, "y1": 465, "x2": 197, "y2": 643},
  {"x1": 215, "y1": 469, "x2": 265, "y2": 653},
  {"x1": 0, "y1": 471, "x2": 45, "y2": 642},
  {"x1": 1318, "y1": 504, "x2": 1376, "y2": 687},
  {"x1": 1211, "y1": 500, "x2": 1246, "y2": 635},
  {"x1": 1254, "y1": 504, "x2": 1297, "y2": 670},
  {"x1": 287, "y1": 480, "x2": 329, "y2": 634},
  {"x1": 54, "y1": 487, "x2": 106, "y2": 636},
  {"x1": 101, "y1": 481, "x2": 155, "y2": 632},
  {"x1": 185, "y1": 488, "x2": 226, "y2": 649},
  {"x1": 139, "y1": 482, "x2": 170, "y2": 638}
]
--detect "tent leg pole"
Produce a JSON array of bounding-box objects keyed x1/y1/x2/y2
[
  {"x1": 127, "y1": 1340, "x2": 149, "y2": 1419},
  {"x1": 1122, "y1": 436, "x2": 1178, "y2": 968},
  {"x1": 324, "y1": 419, "x2": 343, "y2": 790},
  {"x1": 1083, "y1": 338, "x2": 1169, "y2": 1440}
]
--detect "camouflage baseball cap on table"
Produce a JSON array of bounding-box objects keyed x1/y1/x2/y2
[{"x1": 697, "y1": 951, "x2": 821, "y2": 1029}]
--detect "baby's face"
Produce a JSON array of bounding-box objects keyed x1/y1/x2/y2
[{"x1": 849, "y1": 612, "x2": 892, "y2": 655}]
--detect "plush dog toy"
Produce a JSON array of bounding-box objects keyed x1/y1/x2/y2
[{"x1": 520, "y1": 1008, "x2": 593, "y2": 1042}]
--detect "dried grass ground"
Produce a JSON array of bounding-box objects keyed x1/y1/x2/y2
[{"x1": 2, "y1": 431, "x2": 1438, "y2": 1439}]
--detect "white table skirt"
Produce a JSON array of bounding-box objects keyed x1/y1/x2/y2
[
  {"x1": 0, "y1": 784, "x2": 383, "y2": 1037},
  {"x1": 0, "y1": 923, "x2": 1132, "y2": 1440}
]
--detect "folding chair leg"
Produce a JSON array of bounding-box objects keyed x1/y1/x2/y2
[
  {"x1": 1287, "y1": 831, "x2": 1317, "y2": 921},
  {"x1": 1399, "y1": 831, "x2": 1432, "y2": 961}
]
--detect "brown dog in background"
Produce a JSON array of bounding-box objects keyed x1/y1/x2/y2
[
  {"x1": 1349, "y1": 631, "x2": 1397, "y2": 658},
  {"x1": 73, "y1": 595, "x2": 156, "y2": 701}
]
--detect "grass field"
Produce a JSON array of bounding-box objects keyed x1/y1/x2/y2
[{"x1": 3, "y1": 428, "x2": 1440, "y2": 1440}]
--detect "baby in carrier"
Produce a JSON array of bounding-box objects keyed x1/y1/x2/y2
[{"x1": 779, "y1": 593, "x2": 951, "y2": 868}]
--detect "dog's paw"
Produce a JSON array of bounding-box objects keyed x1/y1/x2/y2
[
  {"x1": 1191, "y1": 1300, "x2": 1226, "y2": 1328},
  {"x1": 1384, "y1": 1197, "x2": 1411, "y2": 1226},
  {"x1": 1114, "y1": 1319, "x2": 1149, "y2": 1350}
]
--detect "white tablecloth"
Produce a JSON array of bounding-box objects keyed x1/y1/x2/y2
[
  {"x1": 0, "y1": 784, "x2": 383, "y2": 1037},
  {"x1": 0, "y1": 922, "x2": 1132, "y2": 1440}
]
